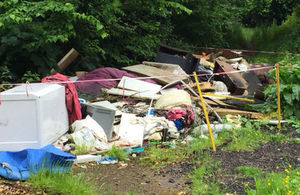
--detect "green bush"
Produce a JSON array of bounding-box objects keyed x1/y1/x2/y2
[
  {"x1": 264, "y1": 55, "x2": 300, "y2": 119},
  {"x1": 0, "y1": 0, "x2": 191, "y2": 76}
]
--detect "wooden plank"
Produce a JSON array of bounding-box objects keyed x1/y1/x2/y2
[
  {"x1": 214, "y1": 108, "x2": 263, "y2": 118},
  {"x1": 104, "y1": 88, "x2": 161, "y2": 100},
  {"x1": 189, "y1": 82, "x2": 214, "y2": 91},
  {"x1": 122, "y1": 64, "x2": 182, "y2": 85},
  {"x1": 51, "y1": 48, "x2": 79, "y2": 74},
  {"x1": 192, "y1": 96, "x2": 231, "y2": 107},
  {"x1": 57, "y1": 48, "x2": 79, "y2": 71},
  {"x1": 117, "y1": 76, "x2": 162, "y2": 96},
  {"x1": 142, "y1": 61, "x2": 189, "y2": 80}
]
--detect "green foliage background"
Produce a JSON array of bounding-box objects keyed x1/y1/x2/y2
[
  {"x1": 264, "y1": 56, "x2": 300, "y2": 119},
  {"x1": 0, "y1": 0, "x2": 299, "y2": 77}
]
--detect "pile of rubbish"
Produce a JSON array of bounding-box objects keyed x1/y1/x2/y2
[
  {"x1": 0, "y1": 45, "x2": 273, "y2": 180},
  {"x1": 51, "y1": 45, "x2": 269, "y2": 155}
]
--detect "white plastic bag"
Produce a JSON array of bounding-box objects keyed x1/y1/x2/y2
[{"x1": 71, "y1": 115, "x2": 107, "y2": 143}]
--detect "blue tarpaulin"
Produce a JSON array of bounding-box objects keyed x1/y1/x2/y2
[{"x1": 0, "y1": 145, "x2": 76, "y2": 180}]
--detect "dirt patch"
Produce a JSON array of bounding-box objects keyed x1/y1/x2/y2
[
  {"x1": 73, "y1": 159, "x2": 193, "y2": 195},
  {"x1": 212, "y1": 142, "x2": 300, "y2": 195},
  {"x1": 0, "y1": 180, "x2": 36, "y2": 195},
  {"x1": 260, "y1": 124, "x2": 300, "y2": 138}
]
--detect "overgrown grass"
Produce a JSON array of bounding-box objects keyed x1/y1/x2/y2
[
  {"x1": 218, "y1": 119, "x2": 288, "y2": 151},
  {"x1": 139, "y1": 143, "x2": 188, "y2": 169},
  {"x1": 73, "y1": 143, "x2": 93, "y2": 155},
  {"x1": 105, "y1": 145, "x2": 128, "y2": 161},
  {"x1": 140, "y1": 137, "x2": 217, "y2": 169},
  {"x1": 140, "y1": 119, "x2": 293, "y2": 169},
  {"x1": 189, "y1": 153, "x2": 223, "y2": 195},
  {"x1": 234, "y1": 165, "x2": 300, "y2": 195},
  {"x1": 27, "y1": 170, "x2": 97, "y2": 195},
  {"x1": 235, "y1": 166, "x2": 263, "y2": 178}
]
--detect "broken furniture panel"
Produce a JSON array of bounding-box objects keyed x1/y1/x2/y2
[
  {"x1": 104, "y1": 88, "x2": 161, "y2": 100},
  {"x1": 117, "y1": 76, "x2": 162, "y2": 97},
  {"x1": 214, "y1": 59, "x2": 248, "y2": 95},
  {"x1": 51, "y1": 48, "x2": 79, "y2": 74},
  {"x1": 155, "y1": 45, "x2": 198, "y2": 74}
]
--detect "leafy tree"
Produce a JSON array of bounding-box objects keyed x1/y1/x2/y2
[
  {"x1": 0, "y1": 0, "x2": 191, "y2": 76},
  {"x1": 0, "y1": 0, "x2": 106, "y2": 76},
  {"x1": 171, "y1": 0, "x2": 239, "y2": 47},
  {"x1": 240, "y1": 0, "x2": 298, "y2": 27}
]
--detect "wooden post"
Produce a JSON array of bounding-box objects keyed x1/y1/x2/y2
[
  {"x1": 275, "y1": 64, "x2": 281, "y2": 131},
  {"x1": 50, "y1": 48, "x2": 79, "y2": 74}
]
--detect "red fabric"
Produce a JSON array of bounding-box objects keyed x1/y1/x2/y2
[
  {"x1": 166, "y1": 109, "x2": 187, "y2": 121},
  {"x1": 166, "y1": 105, "x2": 194, "y2": 126},
  {"x1": 185, "y1": 105, "x2": 194, "y2": 126},
  {"x1": 42, "y1": 73, "x2": 81, "y2": 124}
]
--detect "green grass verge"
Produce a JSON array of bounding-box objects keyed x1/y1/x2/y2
[
  {"x1": 234, "y1": 165, "x2": 300, "y2": 195},
  {"x1": 189, "y1": 153, "x2": 223, "y2": 195},
  {"x1": 246, "y1": 167, "x2": 300, "y2": 195},
  {"x1": 217, "y1": 119, "x2": 289, "y2": 151},
  {"x1": 139, "y1": 143, "x2": 188, "y2": 169},
  {"x1": 235, "y1": 166, "x2": 263, "y2": 178},
  {"x1": 105, "y1": 145, "x2": 128, "y2": 161},
  {"x1": 27, "y1": 170, "x2": 97, "y2": 195}
]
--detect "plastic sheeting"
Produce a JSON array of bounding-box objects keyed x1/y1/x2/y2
[{"x1": 0, "y1": 145, "x2": 75, "y2": 180}]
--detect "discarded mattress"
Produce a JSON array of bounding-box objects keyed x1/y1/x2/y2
[{"x1": 0, "y1": 145, "x2": 75, "y2": 180}]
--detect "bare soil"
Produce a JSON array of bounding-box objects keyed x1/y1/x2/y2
[
  {"x1": 75, "y1": 160, "x2": 193, "y2": 195},
  {"x1": 0, "y1": 141, "x2": 299, "y2": 195},
  {"x1": 213, "y1": 142, "x2": 300, "y2": 194}
]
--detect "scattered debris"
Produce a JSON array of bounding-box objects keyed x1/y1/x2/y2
[{"x1": 0, "y1": 44, "x2": 277, "y2": 189}]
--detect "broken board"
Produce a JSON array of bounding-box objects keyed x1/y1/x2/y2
[
  {"x1": 117, "y1": 76, "x2": 162, "y2": 97},
  {"x1": 104, "y1": 88, "x2": 161, "y2": 100},
  {"x1": 142, "y1": 61, "x2": 189, "y2": 80},
  {"x1": 214, "y1": 59, "x2": 248, "y2": 95},
  {"x1": 122, "y1": 64, "x2": 184, "y2": 85},
  {"x1": 214, "y1": 108, "x2": 263, "y2": 118}
]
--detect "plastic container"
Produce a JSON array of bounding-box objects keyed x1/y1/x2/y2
[
  {"x1": 86, "y1": 101, "x2": 116, "y2": 139},
  {"x1": 0, "y1": 83, "x2": 69, "y2": 151}
]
